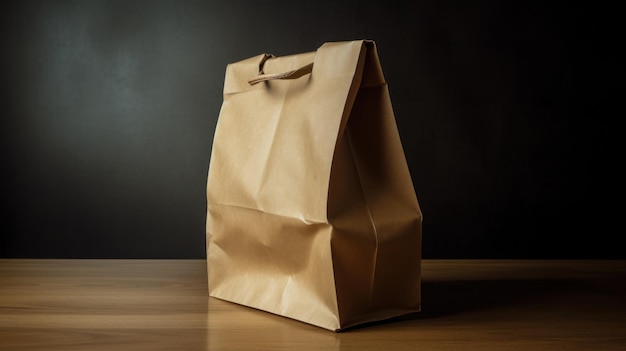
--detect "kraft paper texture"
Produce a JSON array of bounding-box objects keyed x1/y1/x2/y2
[{"x1": 206, "y1": 40, "x2": 422, "y2": 331}]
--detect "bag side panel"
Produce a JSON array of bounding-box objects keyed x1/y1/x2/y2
[
  {"x1": 350, "y1": 43, "x2": 422, "y2": 313},
  {"x1": 329, "y1": 42, "x2": 422, "y2": 329}
]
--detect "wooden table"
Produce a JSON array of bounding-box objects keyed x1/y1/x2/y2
[{"x1": 1, "y1": 259, "x2": 625, "y2": 350}]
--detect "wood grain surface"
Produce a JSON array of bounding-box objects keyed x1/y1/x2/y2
[{"x1": 1, "y1": 259, "x2": 625, "y2": 350}]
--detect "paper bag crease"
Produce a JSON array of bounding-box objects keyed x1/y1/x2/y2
[{"x1": 207, "y1": 40, "x2": 422, "y2": 331}]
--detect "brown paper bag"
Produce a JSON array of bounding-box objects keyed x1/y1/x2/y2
[{"x1": 206, "y1": 40, "x2": 422, "y2": 331}]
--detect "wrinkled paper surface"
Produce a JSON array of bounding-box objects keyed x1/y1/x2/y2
[{"x1": 206, "y1": 40, "x2": 422, "y2": 331}]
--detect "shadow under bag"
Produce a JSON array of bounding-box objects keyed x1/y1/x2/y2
[{"x1": 206, "y1": 40, "x2": 422, "y2": 331}]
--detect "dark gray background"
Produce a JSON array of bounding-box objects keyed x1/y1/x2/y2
[{"x1": 1, "y1": 1, "x2": 621, "y2": 258}]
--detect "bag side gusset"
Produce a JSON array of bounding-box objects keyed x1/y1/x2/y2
[{"x1": 327, "y1": 41, "x2": 423, "y2": 330}]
